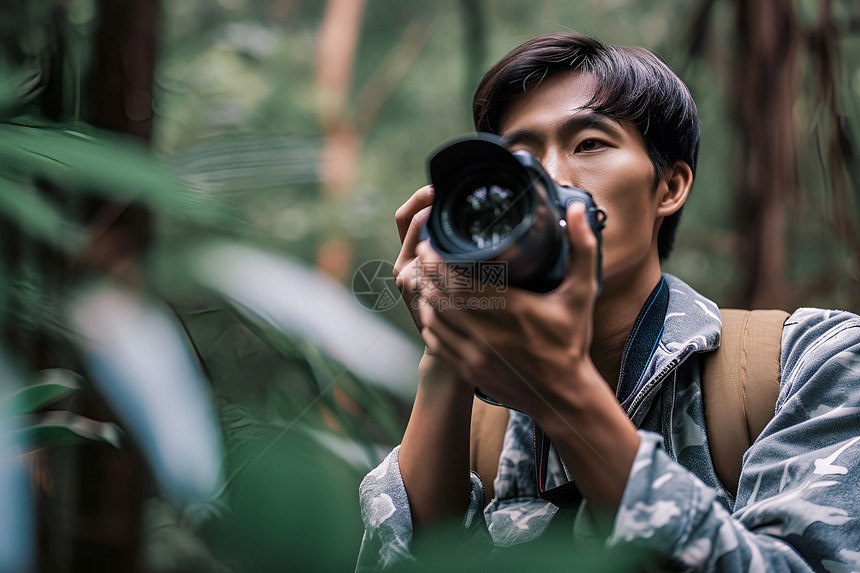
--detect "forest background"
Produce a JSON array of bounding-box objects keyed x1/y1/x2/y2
[{"x1": 1, "y1": 0, "x2": 859, "y2": 572}]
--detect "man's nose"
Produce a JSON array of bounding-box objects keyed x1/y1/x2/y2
[{"x1": 539, "y1": 149, "x2": 572, "y2": 187}]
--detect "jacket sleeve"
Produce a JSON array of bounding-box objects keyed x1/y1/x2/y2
[
  {"x1": 355, "y1": 445, "x2": 488, "y2": 571},
  {"x1": 608, "y1": 308, "x2": 860, "y2": 571}
]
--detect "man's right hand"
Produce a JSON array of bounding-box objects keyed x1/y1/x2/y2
[
  {"x1": 393, "y1": 185, "x2": 478, "y2": 533},
  {"x1": 393, "y1": 184, "x2": 434, "y2": 333}
]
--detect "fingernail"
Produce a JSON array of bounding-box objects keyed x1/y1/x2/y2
[{"x1": 568, "y1": 202, "x2": 585, "y2": 219}]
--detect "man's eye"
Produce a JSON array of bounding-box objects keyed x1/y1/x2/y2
[{"x1": 577, "y1": 139, "x2": 603, "y2": 152}]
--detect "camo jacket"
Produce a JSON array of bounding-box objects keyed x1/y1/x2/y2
[{"x1": 357, "y1": 274, "x2": 860, "y2": 571}]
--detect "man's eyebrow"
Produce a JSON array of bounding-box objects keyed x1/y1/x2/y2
[
  {"x1": 499, "y1": 111, "x2": 624, "y2": 147},
  {"x1": 561, "y1": 111, "x2": 625, "y2": 136}
]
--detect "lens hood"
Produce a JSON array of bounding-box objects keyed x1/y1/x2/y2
[{"x1": 428, "y1": 133, "x2": 528, "y2": 192}]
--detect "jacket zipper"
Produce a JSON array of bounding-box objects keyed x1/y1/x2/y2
[{"x1": 625, "y1": 349, "x2": 693, "y2": 420}]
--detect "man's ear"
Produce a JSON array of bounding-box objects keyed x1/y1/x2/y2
[{"x1": 656, "y1": 161, "x2": 693, "y2": 217}]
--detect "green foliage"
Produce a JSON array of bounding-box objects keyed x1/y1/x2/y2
[
  {"x1": 0, "y1": 124, "x2": 174, "y2": 198},
  {"x1": 12, "y1": 411, "x2": 124, "y2": 450},
  {"x1": 0, "y1": 175, "x2": 85, "y2": 251},
  {"x1": 2, "y1": 369, "x2": 83, "y2": 416},
  {"x1": 0, "y1": 39, "x2": 414, "y2": 571}
]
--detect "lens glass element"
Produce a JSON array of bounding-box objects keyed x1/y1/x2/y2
[{"x1": 452, "y1": 184, "x2": 523, "y2": 249}]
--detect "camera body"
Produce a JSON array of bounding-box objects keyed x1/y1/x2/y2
[{"x1": 425, "y1": 133, "x2": 605, "y2": 293}]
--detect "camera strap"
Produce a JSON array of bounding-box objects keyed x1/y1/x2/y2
[{"x1": 533, "y1": 422, "x2": 582, "y2": 508}]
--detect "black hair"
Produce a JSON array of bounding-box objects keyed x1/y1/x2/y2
[{"x1": 473, "y1": 32, "x2": 700, "y2": 261}]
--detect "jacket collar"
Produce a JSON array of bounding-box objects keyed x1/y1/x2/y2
[{"x1": 618, "y1": 273, "x2": 723, "y2": 414}]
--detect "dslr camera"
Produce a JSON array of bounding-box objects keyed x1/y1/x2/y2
[{"x1": 424, "y1": 133, "x2": 606, "y2": 293}]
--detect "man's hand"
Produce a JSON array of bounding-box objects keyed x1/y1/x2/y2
[
  {"x1": 414, "y1": 202, "x2": 602, "y2": 415},
  {"x1": 414, "y1": 202, "x2": 639, "y2": 508},
  {"x1": 393, "y1": 185, "x2": 434, "y2": 333},
  {"x1": 393, "y1": 188, "x2": 477, "y2": 534}
]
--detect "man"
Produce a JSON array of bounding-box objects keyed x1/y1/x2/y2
[{"x1": 357, "y1": 32, "x2": 860, "y2": 571}]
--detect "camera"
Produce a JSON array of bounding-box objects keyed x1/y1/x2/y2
[{"x1": 424, "y1": 133, "x2": 606, "y2": 293}]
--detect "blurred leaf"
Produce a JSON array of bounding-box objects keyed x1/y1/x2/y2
[
  {"x1": 140, "y1": 498, "x2": 234, "y2": 573},
  {"x1": 0, "y1": 123, "x2": 191, "y2": 212},
  {"x1": 388, "y1": 524, "x2": 648, "y2": 572},
  {"x1": 304, "y1": 425, "x2": 387, "y2": 473},
  {"x1": 2, "y1": 368, "x2": 84, "y2": 416},
  {"x1": 188, "y1": 302, "x2": 407, "y2": 459},
  {"x1": 69, "y1": 282, "x2": 224, "y2": 505},
  {"x1": 0, "y1": 175, "x2": 86, "y2": 252},
  {"x1": 294, "y1": 340, "x2": 396, "y2": 460},
  {"x1": 0, "y1": 64, "x2": 42, "y2": 121},
  {"x1": 172, "y1": 133, "x2": 322, "y2": 193},
  {"x1": 207, "y1": 427, "x2": 363, "y2": 573},
  {"x1": 0, "y1": 351, "x2": 35, "y2": 573},
  {"x1": 190, "y1": 242, "x2": 421, "y2": 400},
  {"x1": 13, "y1": 410, "x2": 124, "y2": 450}
]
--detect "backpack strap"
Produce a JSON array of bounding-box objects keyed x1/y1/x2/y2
[
  {"x1": 469, "y1": 308, "x2": 789, "y2": 504},
  {"x1": 702, "y1": 308, "x2": 789, "y2": 498}
]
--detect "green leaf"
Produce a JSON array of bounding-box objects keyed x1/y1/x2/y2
[
  {"x1": 69, "y1": 282, "x2": 224, "y2": 504},
  {"x1": 0, "y1": 63, "x2": 42, "y2": 120},
  {"x1": 2, "y1": 369, "x2": 84, "y2": 416},
  {"x1": 190, "y1": 242, "x2": 421, "y2": 399},
  {"x1": 0, "y1": 123, "x2": 189, "y2": 212},
  {"x1": 0, "y1": 175, "x2": 87, "y2": 252},
  {"x1": 12, "y1": 411, "x2": 124, "y2": 450}
]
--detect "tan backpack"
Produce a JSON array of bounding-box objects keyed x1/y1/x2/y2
[{"x1": 469, "y1": 308, "x2": 789, "y2": 501}]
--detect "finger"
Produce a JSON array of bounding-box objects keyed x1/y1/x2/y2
[
  {"x1": 428, "y1": 316, "x2": 502, "y2": 383},
  {"x1": 393, "y1": 206, "x2": 432, "y2": 279},
  {"x1": 560, "y1": 202, "x2": 599, "y2": 292},
  {"x1": 406, "y1": 247, "x2": 441, "y2": 295},
  {"x1": 413, "y1": 241, "x2": 510, "y2": 324},
  {"x1": 421, "y1": 307, "x2": 476, "y2": 365},
  {"x1": 395, "y1": 185, "x2": 435, "y2": 243},
  {"x1": 420, "y1": 325, "x2": 461, "y2": 367},
  {"x1": 394, "y1": 259, "x2": 419, "y2": 301},
  {"x1": 400, "y1": 205, "x2": 431, "y2": 262},
  {"x1": 403, "y1": 258, "x2": 447, "y2": 306},
  {"x1": 415, "y1": 238, "x2": 443, "y2": 263},
  {"x1": 413, "y1": 285, "x2": 473, "y2": 338},
  {"x1": 408, "y1": 239, "x2": 444, "y2": 288}
]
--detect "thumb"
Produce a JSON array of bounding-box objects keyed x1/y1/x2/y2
[{"x1": 558, "y1": 201, "x2": 600, "y2": 292}]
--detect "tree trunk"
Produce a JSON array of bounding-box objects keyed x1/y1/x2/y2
[
  {"x1": 315, "y1": 0, "x2": 366, "y2": 198},
  {"x1": 35, "y1": 2, "x2": 160, "y2": 572},
  {"x1": 730, "y1": 0, "x2": 800, "y2": 309}
]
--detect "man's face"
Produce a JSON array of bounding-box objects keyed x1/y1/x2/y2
[{"x1": 498, "y1": 70, "x2": 667, "y2": 292}]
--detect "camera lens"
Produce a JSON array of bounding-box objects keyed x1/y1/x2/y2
[
  {"x1": 451, "y1": 184, "x2": 523, "y2": 249},
  {"x1": 427, "y1": 134, "x2": 603, "y2": 293}
]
